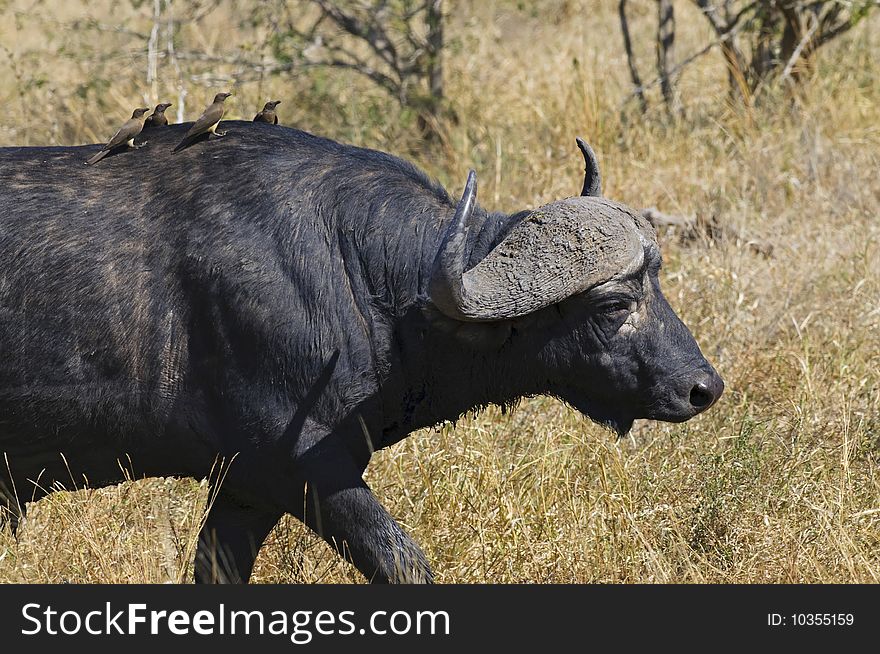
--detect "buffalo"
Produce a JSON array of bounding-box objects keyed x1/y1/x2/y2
[{"x1": 0, "y1": 123, "x2": 723, "y2": 582}]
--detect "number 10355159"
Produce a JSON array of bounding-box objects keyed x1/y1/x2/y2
[{"x1": 768, "y1": 613, "x2": 854, "y2": 627}]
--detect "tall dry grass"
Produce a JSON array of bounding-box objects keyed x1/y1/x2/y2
[{"x1": 0, "y1": 1, "x2": 878, "y2": 583}]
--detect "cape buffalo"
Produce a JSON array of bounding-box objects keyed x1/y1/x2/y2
[{"x1": 0, "y1": 122, "x2": 723, "y2": 583}]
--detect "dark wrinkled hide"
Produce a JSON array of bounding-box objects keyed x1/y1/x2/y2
[{"x1": 0, "y1": 123, "x2": 721, "y2": 582}]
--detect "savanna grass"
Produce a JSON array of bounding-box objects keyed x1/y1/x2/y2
[{"x1": 1, "y1": 0, "x2": 877, "y2": 583}]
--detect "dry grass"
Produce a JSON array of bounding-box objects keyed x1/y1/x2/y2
[{"x1": 1, "y1": 0, "x2": 878, "y2": 583}]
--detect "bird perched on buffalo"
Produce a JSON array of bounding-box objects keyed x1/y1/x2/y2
[
  {"x1": 253, "y1": 100, "x2": 281, "y2": 125},
  {"x1": 84, "y1": 107, "x2": 150, "y2": 166},
  {"x1": 172, "y1": 92, "x2": 232, "y2": 153},
  {"x1": 143, "y1": 102, "x2": 173, "y2": 129}
]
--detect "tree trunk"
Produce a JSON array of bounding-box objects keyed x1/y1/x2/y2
[
  {"x1": 656, "y1": 0, "x2": 680, "y2": 115},
  {"x1": 418, "y1": 0, "x2": 444, "y2": 139},
  {"x1": 426, "y1": 0, "x2": 443, "y2": 101},
  {"x1": 619, "y1": 0, "x2": 648, "y2": 113}
]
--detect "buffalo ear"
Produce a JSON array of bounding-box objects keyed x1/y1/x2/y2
[{"x1": 576, "y1": 137, "x2": 602, "y2": 197}]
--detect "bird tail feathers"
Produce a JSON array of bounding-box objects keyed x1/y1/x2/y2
[{"x1": 85, "y1": 150, "x2": 109, "y2": 165}]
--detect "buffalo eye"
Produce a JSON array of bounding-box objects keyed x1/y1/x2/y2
[{"x1": 595, "y1": 298, "x2": 632, "y2": 316}]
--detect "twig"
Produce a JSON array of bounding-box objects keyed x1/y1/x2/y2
[
  {"x1": 621, "y1": 23, "x2": 746, "y2": 107},
  {"x1": 780, "y1": 17, "x2": 819, "y2": 83},
  {"x1": 313, "y1": 0, "x2": 400, "y2": 73}
]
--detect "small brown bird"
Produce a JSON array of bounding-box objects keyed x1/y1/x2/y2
[
  {"x1": 143, "y1": 102, "x2": 173, "y2": 129},
  {"x1": 85, "y1": 107, "x2": 150, "y2": 166},
  {"x1": 253, "y1": 100, "x2": 281, "y2": 125},
  {"x1": 172, "y1": 92, "x2": 232, "y2": 153}
]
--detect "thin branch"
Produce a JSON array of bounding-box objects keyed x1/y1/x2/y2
[
  {"x1": 693, "y1": 0, "x2": 726, "y2": 34},
  {"x1": 307, "y1": 58, "x2": 400, "y2": 97},
  {"x1": 622, "y1": 22, "x2": 748, "y2": 106},
  {"x1": 313, "y1": 39, "x2": 401, "y2": 95},
  {"x1": 402, "y1": 0, "x2": 430, "y2": 52},
  {"x1": 43, "y1": 16, "x2": 149, "y2": 40},
  {"x1": 174, "y1": 45, "x2": 400, "y2": 98},
  {"x1": 312, "y1": 0, "x2": 401, "y2": 75},
  {"x1": 780, "y1": 16, "x2": 819, "y2": 82},
  {"x1": 693, "y1": 0, "x2": 758, "y2": 35},
  {"x1": 815, "y1": 3, "x2": 878, "y2": 49}
]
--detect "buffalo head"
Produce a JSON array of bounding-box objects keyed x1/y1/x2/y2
[{"x1": 429, "y1": 138, "x2": 723, "y2": 434}]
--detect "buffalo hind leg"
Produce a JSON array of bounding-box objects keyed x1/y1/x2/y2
[
  {"x1": 195, "y1": 492, "x2": 281, "y2": 584},
  {"x1": 303, "y1": 467, "x2": 433, "y2": 584}
]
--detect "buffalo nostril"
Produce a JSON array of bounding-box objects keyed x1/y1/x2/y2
[{"x1": 689, "y1": 382, "x2": 715, "y2": 410}]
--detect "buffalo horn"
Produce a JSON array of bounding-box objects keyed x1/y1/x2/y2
[
  {"x1": 576, "y1": 136, "x2": 602, "y2": 197},
  {"x1": 430, "y1": 173, "x2": 644, "y2": 322}
]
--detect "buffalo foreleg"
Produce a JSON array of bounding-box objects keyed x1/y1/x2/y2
[
  {"x1": 194, "y1": 492, "x2": 281, "y2": 583},
  {"x1": 301, "y1": 462, "x2": 433, "y2": 584}
]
